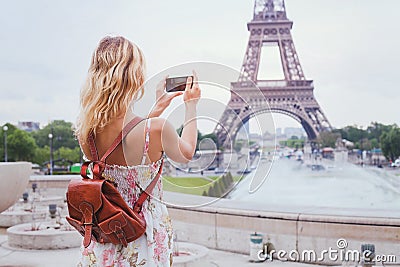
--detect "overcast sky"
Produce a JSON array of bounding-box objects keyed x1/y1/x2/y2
[{"x1": 1, "y1": 0, "x2": 399, "y2": 133}]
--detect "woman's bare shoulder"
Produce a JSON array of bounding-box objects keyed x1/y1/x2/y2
[{"x1": 149, "y1": 117, "x2": 170, "y2": 132}]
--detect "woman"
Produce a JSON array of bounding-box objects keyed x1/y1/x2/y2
[{"x1": 75, "y1": 36, "x2": 200, "y2": 266}]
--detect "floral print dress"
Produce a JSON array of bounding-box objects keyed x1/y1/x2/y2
[{"x1": 77, "y1": 119, "x2": 174, "y2": 267}]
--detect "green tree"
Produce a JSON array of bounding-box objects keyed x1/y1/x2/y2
[
  {"x1": 280, "y1": 137, "x2": 305, "y2": 149},
  {"x1": 213, "y1": 182, "x2": 221, "y2": 197},
  {"x1": 1, "y1": 123, "x2": 17, "y2": 161},
  {"x1": 370, "y1": 138, "x2": 379, "y2": 149},
  {"x1": 366, "y1": 122, "x2": 392, "y2": 142},
  {"x1": 357, "y1": 138, "x2": 372, "y2": 151},
  {"x1": 221, "y1": 174, "x2": 229, "y2": 188},
  {"x1": 217, "y1": 179, "x2": 225, "y2": 196},
  {"x1": 380, "y1": 126, "x2": 400, "y2": 161},
  {"x1": 279, "y1": 140, "x2": 287, "y2": 147},
  {"x1": 336, "y1": 122, "x2": 396, "y2": 151},
  {"x1": 31, "y1": 120, "x2": 78, "y2": 150},
  {"x1": 317, "y1": 131, "x2": 341, "y2": 148},
  {"x1": 208, "y1": 186, "x2": 215, "y2": 197},
  {"x1": 226, "y1": 172, "x2": 234, "y2": 188},
  {"x1": 7, "y1": 129, "x2": 37, "y2": 161},
  {"x1": 57, "y1": 147, "x2": 81, "y2": 163},
  {"x1": 33, "y1": 146, "x2": 50, "y2": 165},
  {"x1": 346, "y1": 126, "x2": 366, "y2": 143},
  {"x1": 177, "y1": 125, "x2": 210, "y2": 151},
  {"x1": 226, "y1": 172, "x2": 232, "y2": 181}
]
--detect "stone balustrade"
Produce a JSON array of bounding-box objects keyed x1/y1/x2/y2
[
  {"x1": 17, "y1": 176, "x2": 400, "y2": 264},
  {"x1": 164, "y1": 192, "x2": 400, "y2": 265}
]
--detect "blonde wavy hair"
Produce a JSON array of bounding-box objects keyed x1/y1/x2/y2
[{"x1": 75, "y1": 36, "x2": 145, "y2": 143}]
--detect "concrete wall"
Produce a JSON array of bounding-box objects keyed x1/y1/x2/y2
[
  {"x1": 29, "y1": 175, "x2": 79, "y2": 189},
  {"x1": 28, "y1": 176, "x2": 400, "y2": 265},
  {"x1": 165, "y1": 193, "x2": 400, "y2": 265},
  {"x1": 28, "y1": 175, "x2": 80, "y2": 198}
]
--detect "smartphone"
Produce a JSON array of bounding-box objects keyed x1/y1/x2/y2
[{"x1": 165, "y1": 76, "x2": 193, "y2": 92}]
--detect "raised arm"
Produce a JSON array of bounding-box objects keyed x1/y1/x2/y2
[
  {"x1": 148, "y1": 76, "x2": 183, "y2": 118},
  {"x1": 158, "y1": 72, "x2": 201, "y2": 163}
]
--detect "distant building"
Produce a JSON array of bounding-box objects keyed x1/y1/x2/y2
[
  {"x1": 236, "y1": 121, "x2": 250, "y2": 140},
  {"x1": 284, "y1": 127, "x2": 305, "y2": 139},
  {"x1": 249, "y1": 133, "x2": 262, "y2": 142},
  {"x1": 18, "y1": 121, "x2": 40, "y2": 132},
  {"x1": 262, "y1": 131, "x2": 274, "y2": 141}
]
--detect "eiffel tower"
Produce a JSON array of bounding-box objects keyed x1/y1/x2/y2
[{"x1": 215, "y1": 0, "x2": 332, "y2": 149}]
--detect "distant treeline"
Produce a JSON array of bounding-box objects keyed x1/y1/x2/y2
[
  {"x1": 0, "y1": 120, "x2": 218, "y2": 165},
  {"x1": 1, "y1": 120, "x2": 399, "y2": 164},
  {"x1": 0, "y1": 120, "x2": 80, "y2": 164},
  {"x1": 280, "y1": 122, "x2": 400, "y2": 161}
]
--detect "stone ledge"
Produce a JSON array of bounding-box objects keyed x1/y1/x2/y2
[
  {"x1": 165, "y1": 192, "x2": 400, "y2": 264},
  {"x1": 7, "y1": 222, "x2": 82, "y2": 250},
  {"x1": 164, "y1": 192, "x2": 400, "y2": 222}
]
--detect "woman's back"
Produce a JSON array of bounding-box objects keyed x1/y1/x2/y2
[
  {"x1": 74, "y1": 35, "x2": 200, "y2": 266},
  {"x1": 80, "y1": 116, "x2": 162, "y2": 167},
  {"x1": 78, "y1": 117, "x2": 173, "y2": 266}
]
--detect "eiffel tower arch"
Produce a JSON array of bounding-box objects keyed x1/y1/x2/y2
[{"x1": 215, "y1": 0, "x2": 332, "y2": 149}]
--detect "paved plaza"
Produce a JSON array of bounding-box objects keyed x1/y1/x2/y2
[{"x1": 0, "y1": 228, "x2": 330, "y2": 267}]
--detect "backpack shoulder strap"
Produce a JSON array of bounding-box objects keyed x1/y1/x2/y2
[
  {"x1": 133, "y1": 159, "x2": 163, "y2": 213},
  {"x1": 81, "y1": 117, "x2": 145, "y2": 180},
  {"x1": 87, "y1": 133, "x2": 99, "y2": 161},
  {"x1": 100, "y1": 117, "x2": 145, "y2": 162},
  {"x1": 80, "y1": 132, "x2": 100, "y2": 179},
  {"x1": 140, "y1": 118, "x2": 152, "y2": 165}
]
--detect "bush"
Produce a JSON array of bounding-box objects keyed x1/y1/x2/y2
[
  {"x1": 217, "y1": 179, "x2": 226, "y2": 196},
  {"x1": 213, "y1": 182, "x2": 222, "y2": 197},
  {"x1": 208, "y1": 186, "x2": 215, "y2": 197}
]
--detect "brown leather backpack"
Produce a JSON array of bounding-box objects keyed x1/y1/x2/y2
[{"x1": 66, "y1": 117, "x2": 163, "y2": 248}]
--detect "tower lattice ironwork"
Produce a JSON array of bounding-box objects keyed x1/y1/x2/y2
[{"x1": 214, "y1": 0, "x2": 332, "y2": 148}]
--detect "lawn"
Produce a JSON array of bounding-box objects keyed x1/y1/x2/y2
[
  {"x1": 162, "y1": 174, "x2": 244, "y2": 196},
  {"x1": 208, "y1": 175, "x2": 242, "y2": 182},
  {"x1": 162, "y1": 176, "x2": 214, "y2": 195}
]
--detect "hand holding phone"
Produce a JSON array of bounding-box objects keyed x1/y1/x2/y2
[
  {"x1": 183, "y1": 71, "x2": 200, "y2": 106},
  {"x1": 165, "y1": 76, "x2": 193, "y2": 92}
]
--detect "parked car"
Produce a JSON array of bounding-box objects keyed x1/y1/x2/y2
[
  {"x1": 391, "y1": 159, "x2": 400, "y2": 168},
  {"x1": 311, "y1": 164, "x2": 325, "y2": 171},
  {"x1": 70, "y1": 163, "x2": 82, "y2": 173},
  {"x1": 237, "y1": 168, "x2": 252, "y2": 174},
  {"x1": 214, "y1": 168, "x2": 227, "y2": 174}
]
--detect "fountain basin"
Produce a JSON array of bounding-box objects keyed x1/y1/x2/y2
[
  {"x1": 27, "y1": 195, "x2": 65, "y2": 206},
  {"x1": 0, "y1": 162, "x2": 31, "y2": 213},
  {"x1": 0, "y1": 196, "x2": 66, "y2": 227},
  {"x1": 0, "y1": 209, "x2": 47, "y2": 227},
  {"x1": 7, "y1": 221, "x2": 82, "y2": 249},
  {"x1": 173, "y1": 242, "x2": 209, "y2": 266}
]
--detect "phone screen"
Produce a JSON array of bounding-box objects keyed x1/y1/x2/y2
[{"x1": 165, "y1": 76, "x2": 193, "y2": 92}]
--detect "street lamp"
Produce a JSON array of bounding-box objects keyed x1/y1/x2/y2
[
  {"x1": 48, "y1": 132, "x2": 53, "y2": 175},
  {"x1": 359, "y1": 126, "x2": 365, "y2": 166},
  {"x1": 3, "y1": 125, "x2": 8, "y2": 162}
]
